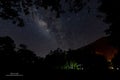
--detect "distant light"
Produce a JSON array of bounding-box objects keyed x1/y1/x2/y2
[
  {"x1": 108, "y1": 59, "x2": 112, "y2": 62},
  {"x1": 81, "y1": 67, "x2": 84, "y2": 70},
  {"x1": 108, "y1": 66, "x2": 114, "y2": 70},
  {"x1": 116, "y1": 67, "x2": 119, "y2": 70}
]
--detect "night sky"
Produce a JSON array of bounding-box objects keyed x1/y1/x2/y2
[{"x1": 0, "y1": 0, "x2": 108, "y2": 57}]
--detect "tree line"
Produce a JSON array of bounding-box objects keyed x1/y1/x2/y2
[
  {"x1": 1, "y1": 36, "x2": 120, "y2": 80},
  {"x1": 1, "y1": 0, "x2": 120, "y2": 79}
]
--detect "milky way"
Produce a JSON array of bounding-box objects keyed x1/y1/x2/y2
[
  {"x1": 31, "y1": 7, "x2": 69, "y2": 49},
  {"x1": 0, "y1": 0, "x2": 109, "y2": 57},
  {"x1": 31, "y1": 0, "x2": 108, "y2": 50}
]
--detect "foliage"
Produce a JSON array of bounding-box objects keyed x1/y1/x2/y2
[
  {"x1": 0, "y1": 0, "x2": 88, "y2": 27},
  {"x1": 98, "y1": 0, "x2": 120, "y2": 47},
  {"x1": 60, "y1": 61, "x2": 83, "y2": 70},
  {"x1": 0, "y1": 36, "x2": 42, "y2": 75},
  {"x1": 1, "y1": 36, "x2": 120, "y2": 78},
  {"x1": 44, "y1": 48, "x2": 66, "y2": 69}
]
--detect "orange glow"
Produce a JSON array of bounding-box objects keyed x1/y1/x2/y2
[
  {"x1": 92, "y1": 37, "x2": 118, "y2": 61},
  {"x1": 96, "y1": 48, "x2": 118, "y2": 62}
]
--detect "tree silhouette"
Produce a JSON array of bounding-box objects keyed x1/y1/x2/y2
[
  {"x1": 98, "y1": 0, "x2": 120, "y2": 47},
  {"x1": 0, "y1": 36, "x2": 17, "y2": 74},
  {"x1": 0, "y1": 0, "x2": 89, "y2": 27},
  {"x1": 0, "y1": 36, "x2": 16, "y2": 64},
  {"x1": 0, "y1": 36, "x2": 43, "y2": 76},
  {"x1": 44, "y1": 48, "x2": 66, "y2": 69},
  {"x1": 98, "y1": 1, "x2": 120, "y2": 72},
  {"x1": 17, "y1": 44, "x2": 38, "y2": 64},
  {"x1": 0, "y1": 36, "x2": 113, "y2": 79}
]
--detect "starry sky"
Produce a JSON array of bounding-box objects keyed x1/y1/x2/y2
[{"x1": 0, "y1": 0, "x2": 109, "y2": 57}]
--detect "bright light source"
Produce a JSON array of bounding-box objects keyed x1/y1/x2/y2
[
  {"x1": 116, "y1": 67, "x2": 119, "y2": 70},
  {"x1": 108, "y1": 66, "x2": 114, "y2": 70}
]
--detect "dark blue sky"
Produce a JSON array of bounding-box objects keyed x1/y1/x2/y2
[{"x1": 0, "y1": 0, "x2": 109, "y2": 57}]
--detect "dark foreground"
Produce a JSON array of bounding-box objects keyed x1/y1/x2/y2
[{"x1": 0, "y1": 68, "x2": 120, "y2": 80}]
